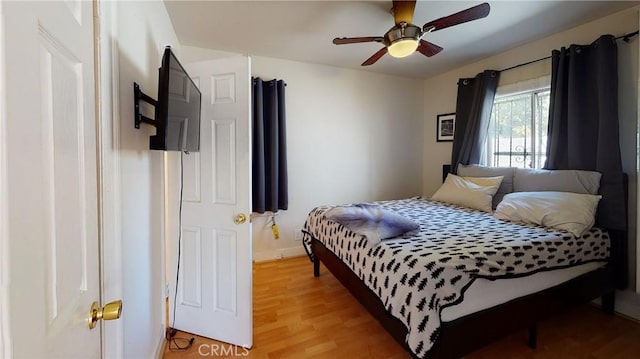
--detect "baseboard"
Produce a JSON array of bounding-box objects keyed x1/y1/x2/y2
[
  {"x1": 614, "y1": 289, "x2": 640, "y2": 320},
  {"x1": 253, "y1": 246, "x2": 307, "y2": 263},
  {"x1": 154, "y1": 325, "x2": 167, "y2": 359},
  {"x1": 593, "y1": 289, "x2": 640, "y2": 320}
]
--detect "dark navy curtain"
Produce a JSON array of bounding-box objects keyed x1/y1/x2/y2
[
  {"x1": 545, "y1": 35, "x2": 628, "y2": 289},
  {"x1": 252, "y1": 77, "x2": 288, "y2": 213},
  {"x1": 544, "y1": 34, "x2": 625, "y2": 232},
  {"x1": 450, "y1": 70, "x2": 500, "y2": 173}
]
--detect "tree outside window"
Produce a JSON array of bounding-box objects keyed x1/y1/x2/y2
[{"x1": 483, "y1": 89, "x2": 550, "y2": 169}]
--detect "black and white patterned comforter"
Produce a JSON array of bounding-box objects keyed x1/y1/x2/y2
[{"x1": 302, "y1": 197, "x2": 609, "y2": 358}]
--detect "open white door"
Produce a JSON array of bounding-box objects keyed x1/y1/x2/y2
[
  {"x1": 171, "y1": 56, "x2": 252, "y2": 347},
  {"x1": 2, "y1": 1, "x2": 109, "y2": 356}
]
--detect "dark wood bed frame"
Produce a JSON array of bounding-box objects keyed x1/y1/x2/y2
[{"x1": 310, "y1": 227, "x2": 625, "y2": 359}]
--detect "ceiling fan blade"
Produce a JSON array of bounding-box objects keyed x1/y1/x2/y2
[
  {"x1": 361, "y1": 47, "x2": 388, "y2": 66},
  {"x1": 392, "y1": 0, "x2": 416, "y2": 25},
  {"x1": 417, "y1": 40, "x2": 443, "y2": 57},
  {"x1": 422, "y1": 2, "x2": 490, "y2": 32},
  {"x1": 333, "y1": 37, "x2": 384, "y2": 45}
]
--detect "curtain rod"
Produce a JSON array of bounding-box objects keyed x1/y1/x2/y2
[{"x1": 500, "y1": 30, "x2": 639, "y2": 73}]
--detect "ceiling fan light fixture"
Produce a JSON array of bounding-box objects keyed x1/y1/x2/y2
[
  {"x1": 388, "y1": 38, "x2": 418, "y2": 58},
  {"x1": 335, "y1": 2, "x2": 491, "y2": 66}
]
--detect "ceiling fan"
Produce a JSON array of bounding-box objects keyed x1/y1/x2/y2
[{"x1": 333, "y1": 1, "x2": 490, "y2": 66}]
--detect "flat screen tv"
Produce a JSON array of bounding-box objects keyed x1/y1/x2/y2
[{"x1": 150, "y1": 47, "x2": 201, "y2": 152}]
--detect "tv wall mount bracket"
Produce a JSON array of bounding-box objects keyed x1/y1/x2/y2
[{"x1": 134, "y1": 82, "x2": 158, "y2": 129}]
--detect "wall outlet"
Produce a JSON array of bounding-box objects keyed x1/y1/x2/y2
[{"x1": 294, "y1": 231, "x2": 303, "y2": 241}]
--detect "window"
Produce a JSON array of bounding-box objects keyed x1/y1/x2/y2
[{"x1": 484, "y1": 88, "x2": 550, "y2": 169}]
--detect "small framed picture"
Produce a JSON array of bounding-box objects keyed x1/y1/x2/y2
[{"x1": 437, "y1": 113, "x2": 456, "y2": 142}]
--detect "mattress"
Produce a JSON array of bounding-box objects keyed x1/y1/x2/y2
[
  {"x1": 441, "y1": 261, "x2": 605, "y2": 321},
  {"x1": 302, "y1": 197, "x2": 610, "y2": 358}
]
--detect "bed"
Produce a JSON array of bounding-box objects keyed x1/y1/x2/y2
[{"x1": 301, "y1": 167, "x2": 626, "y2": 359}]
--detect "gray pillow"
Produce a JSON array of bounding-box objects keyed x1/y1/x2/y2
[
  {"x1": 513, "y1": 168, "x2": 601, "y2": 194},
  {"x1": 457, "y1": 164, "x2": 515, "y2": 208}
]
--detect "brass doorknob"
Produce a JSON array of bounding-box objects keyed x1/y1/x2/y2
[
  {"x1": 234, "y1": 213, "x2": 247, "y2": 225},
  {"x1": 88, "y1": 300, "x2": 122, "y2": 329}
]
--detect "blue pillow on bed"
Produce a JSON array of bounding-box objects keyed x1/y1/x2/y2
[{"x1": 323, "y1": 203, "x2": 419, "y2": 246}]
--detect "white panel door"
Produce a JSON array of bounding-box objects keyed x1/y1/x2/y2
[
  {"x1": 3, "y1": 0, "x2": 101, "y2": 357},
  {"x1": 174, "y1": 57, "x2": 252, "y2": 347}
]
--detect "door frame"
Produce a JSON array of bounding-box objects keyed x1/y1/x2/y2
[
  {"x1": 637, "y1": 9, "x2": 640, "y2": 295},
  {"x1": 95, "y1": 0, "x2": 124, "y2": 357},
  {"x1": 0, "y1": 0, "x2": 11, "y2": 356}
]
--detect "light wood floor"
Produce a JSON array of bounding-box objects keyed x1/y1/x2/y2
[{"x1": 164, "y1": 256, "x2": 640, "y2": 359}]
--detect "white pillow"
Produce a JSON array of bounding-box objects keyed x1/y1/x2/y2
[
  {"x1": 458, "y1": 164, "x2": 515, "y2": 209},
  {"x1": 431, "y1": 174, "x2": 504, "y2": 212},
  {"x1": 494, "y1": 191, "x2": 602, "y2": 237}
]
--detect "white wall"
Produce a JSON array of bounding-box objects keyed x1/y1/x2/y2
[
  {"x1": 114, "y1": 1, "x2": 179, "y2": 357},
  {"x1": 181, "y1": 47, "x2": 424, "y2": 261},
  {"x1": 422, "y1": 7, "x2": 639, "y2": 312}
]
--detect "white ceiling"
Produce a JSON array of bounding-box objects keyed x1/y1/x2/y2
[{"x1": 164, "y1": 1, "x2": 637, "y2": 79}]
